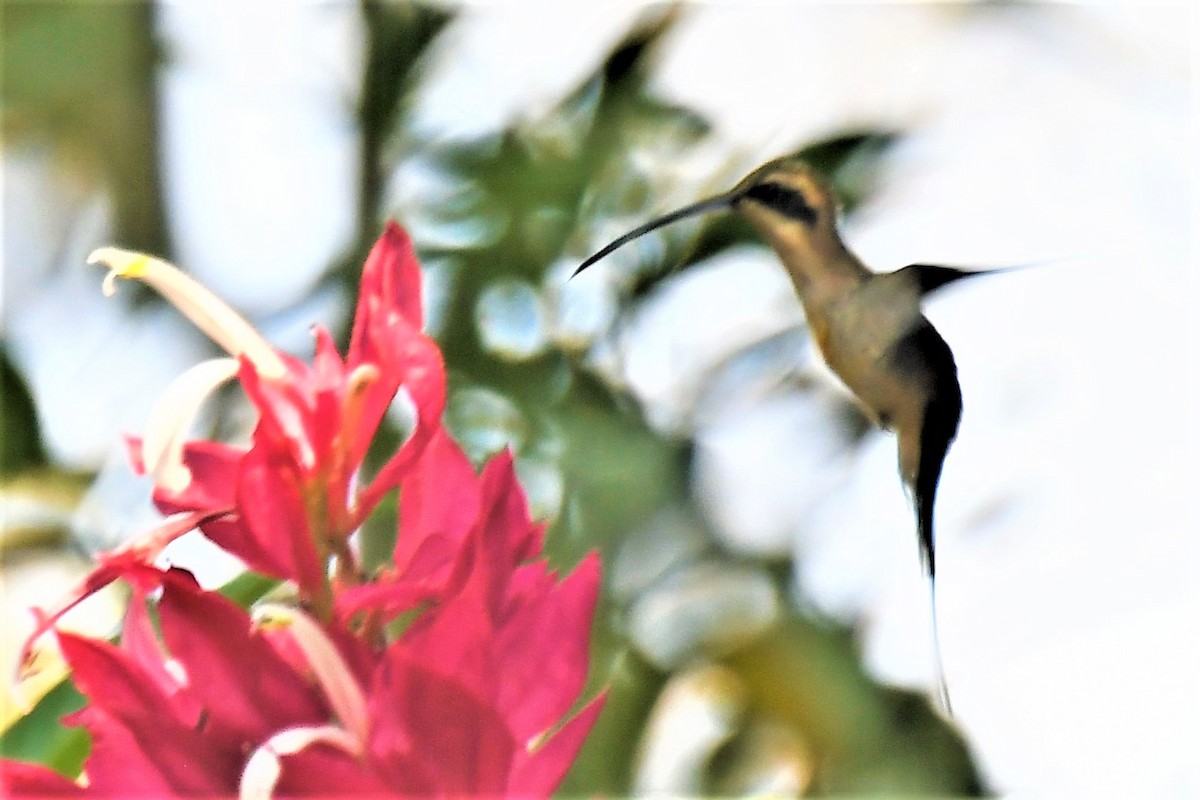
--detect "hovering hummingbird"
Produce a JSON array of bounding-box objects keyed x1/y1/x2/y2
[{"x1": 574, "y1": 157, "x2": 1013, "y2": 710}]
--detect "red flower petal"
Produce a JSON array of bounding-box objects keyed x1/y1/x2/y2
[
  {"x1": 0, "y1": 760, "x2": 86, "y2": 796},
  {"x1": 479, "y1": 451, "x2": 544, "y2": 571},
  {"x1": 239, "y1": 359, "x2": 325, "y2": 478},
  {"x1": 346, "y1": 226, "x2": 446, "y2": 519},
  {"x1": 18, "y1": 512, "x2": 211, "y2": 671},
  {"x1": 496, "y1": 553, "x2": 602, "y2": 741},
  {"x1": 133, "y1": 437, "x2": 299, "y2": 579},
  {"x1": 392, "y1": 570, "x2": 493, "y2": 700},
  {"x1": 508, "y1": 692, "x2": 608, "y2": 796},
  {"x1": 367, "y1": 657, "x2": 516, "y2": 795},
  {"x1": 270, "y1": 741, "x2": 395, "y2": 797},
  {"x1": 57, "y1": 635, "x2": 233, "y2": 795},
  {"x1": 138, "y1": 437, "x2": 243, "y2": 514},
  {"x1": 354, "y1": 334, "x2": 446, "y2": 520},
  {"x1": 350, "y1": 222, "x2": 424, "y2": 355},
  {"x1": 235, "y1": 444, "x2": 325, "y2": 593},
  {"x1": 119, "y1": 585, "x2": 203, "y2": 724},
  {"x1": 65, "y1": 704, "x2": 229, "y2": 797},
  {"x1": 155, "y1": 572, "x2": 328, "y2": 745},
  {"x1": 332, "y1": 579, "x2": 431, "y2": 624},
  {"x1": 392, "y1": 427, "x2": 480, "y2": 588}
]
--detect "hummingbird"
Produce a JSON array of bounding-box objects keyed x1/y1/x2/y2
[{"x1": 574, "y1": 156, "x2": 1012, "y2": 711}]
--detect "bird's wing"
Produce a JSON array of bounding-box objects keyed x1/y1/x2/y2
[
  {"x1": 893, "y1": 263, "x2": 1011, "y2": 296},
  {"x1": 894, "y1": 260, "x2": 1054, "y2": 297}
]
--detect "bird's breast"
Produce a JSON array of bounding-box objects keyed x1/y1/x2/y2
[{"x1": 804, "y1": 290, "x2": 928, "y2": 427}]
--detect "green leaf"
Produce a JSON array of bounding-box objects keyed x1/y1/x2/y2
[
  {"x1": 0, "y1": 679, "x2": 89, "y2": 779},
  {"x1": 217, "y1": 571, "x2": 280, "y2": 608}
]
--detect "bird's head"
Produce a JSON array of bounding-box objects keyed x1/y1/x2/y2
[
  {"x1": 572, "y1": 157, "x2": 839, "y2": 278},
  {"x1": 728, "y1": 157, "x2": 839, "y2": 253}
]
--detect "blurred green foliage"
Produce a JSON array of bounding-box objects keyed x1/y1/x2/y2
[
  {"x1": 2, "y1": 1, "x2": 168, "y2": 253},
  {"x1": 0, "y1": 349, "x2": 45, "y2": 476},
  {"x1": 3, "y1": 2, "x2": 982, "y2": 795},
  {"x1": 0, "y1": 679, "x2": 89, "y2": 780},
  {"x1": 355, "y1": 0, "x2": 456, "y2": 250}
]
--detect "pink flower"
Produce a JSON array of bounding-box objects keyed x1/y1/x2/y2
[
  {"x1": 270, "y1": 447, "x2": 604, "y2": 797},
  {"x1": 8, "y1": 441, "x2": 602, "y2": 798},
  {"x1": 7, "y1": 223, "x2": 604, "y2": 797},
  {"x1": 87, "y1": 224, "x2": 444, "y2": 608}
]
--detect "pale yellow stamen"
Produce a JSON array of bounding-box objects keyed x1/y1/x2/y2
[
  {"x1": 346, "y1": 364, "x2": 380, "y2": 399},
  {"x1": 141, "y1": 358, "x2": 240, "y2": 493},
  {"x1": 88, "y1": 247, "x2": 287, "y2": 379},
  {"x1": 253, "y1": 604, "x2": 369, "y2": 746},
  {"x1": 339, "y1": 364, "x2": 380, "y2": 451}
]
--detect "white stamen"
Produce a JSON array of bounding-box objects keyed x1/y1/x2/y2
[
  {"x1": 141, "y1": 358, "x2": 240, "y2": 493},
  {"x1": 88, "y1": 247, "x2": 287, "y2": 379},
  {"x1": 239, "y1": 725, "x2": 360, "y2": 800},
  {"x1": 252, "y1": 604, "x2": 369, "y2": 747}
]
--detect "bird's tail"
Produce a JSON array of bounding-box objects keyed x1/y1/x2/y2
[
  {"x1": 914, "y1": 388, "x2": 962, "y2": 577},
  {"x1": 930, "y1": 574, "x2": 954, "y2": 716},
  {"x1": 915, "y1": 390, "x2": 961, "y2": 716}
]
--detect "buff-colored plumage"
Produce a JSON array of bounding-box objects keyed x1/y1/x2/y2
[{"x1": 575, "y1": 158, "x2": 1011, "y2": 712}]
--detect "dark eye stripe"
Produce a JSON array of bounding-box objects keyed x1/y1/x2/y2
[{"x1": 743, "y1": 181, "x2": 818, "y2": 224}]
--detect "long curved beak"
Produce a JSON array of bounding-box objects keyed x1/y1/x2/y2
[{"x1": 571, "y1": 192, "x2": 738, "y2": 278}]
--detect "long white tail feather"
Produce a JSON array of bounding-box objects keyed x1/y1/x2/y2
[{"x1": 930, "y1": 575, "x2": 954, "y2": 716}]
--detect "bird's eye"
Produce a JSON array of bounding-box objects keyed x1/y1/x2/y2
[{"x1": 742, "y1": 181, "x2": 818, "y2": 224}]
